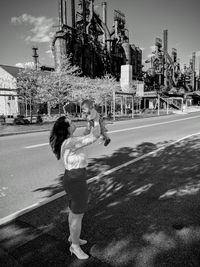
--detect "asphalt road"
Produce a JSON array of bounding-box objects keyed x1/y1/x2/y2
[{"x1": 0, "y1": 113, "x2": 200, "y2": 219}]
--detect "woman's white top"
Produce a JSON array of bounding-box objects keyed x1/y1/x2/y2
[{"x1": 61, "y1": 125, "x2": 100, "y2": 170}]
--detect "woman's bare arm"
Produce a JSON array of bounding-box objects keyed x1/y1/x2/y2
[{"x1": 70, "y1": 122, "x2": 101, "y2": 150}]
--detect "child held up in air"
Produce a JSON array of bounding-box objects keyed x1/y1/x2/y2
[{"x1": 82, "y1": 100, "x2": 111, "y2": 146}]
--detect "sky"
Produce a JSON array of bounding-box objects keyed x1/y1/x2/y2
[{"x1": 0, "y1": 0, "x2": 200, "y2": 72}]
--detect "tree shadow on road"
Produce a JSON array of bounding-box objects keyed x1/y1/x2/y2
[
  {"x1": 33, "y1": 140, "x2": 170, "y2": 198},
  {"x1": 82, "y1": 135, "x2": 200, "y2": 267},
  {"x1": 1, "y1": 135, "x2": 200, "y2": 267}
]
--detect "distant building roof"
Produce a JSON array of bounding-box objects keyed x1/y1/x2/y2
[{"x1": 0, "y1": 64, "x2": 23, "y2": 78}]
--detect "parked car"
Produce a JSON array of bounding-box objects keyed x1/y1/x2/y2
[
  {"x1": 0, "y1": 115, "x2": 6, "y2": 124},
  {"x1": 14, "y1": 115, "x2": 30, "y2": 125}
]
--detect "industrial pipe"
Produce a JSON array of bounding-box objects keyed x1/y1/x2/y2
[
  {"x1": 82, "y1": 0, "x2": 87, "y2": 33},
  {"x1": 94, "y1": 13, "x2": 111, "y2": 53},
  {"x1": 64, "y1": 0, "x2": 67, "y2": 25},
  {"x1": 102, "y1": 2, "x2": 107, "y2": 25},
  {"x1": 86, "y1": 0, "x2": 94, "y2": 34},
  {"x1": 122, "y1": 43, "x2": 131, "y2": 65},
  {"x1": 58, "y1": 0, "x2": 64, "y2": 29},
  {"x1": 102, "y1": 2, "x2": 107, "y2": 46},
  {"x1": 71, "y1": 0, "x2": 76, "y2": 28}
]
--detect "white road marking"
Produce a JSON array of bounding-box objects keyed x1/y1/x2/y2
[
  {"x1": 1, "y1": 131, "x2": 200, "y2": 226},
  {"x1": 24, "y1": 115, "x2": 200, "y2": 149},
  {"x1": 25, "y1": 143, "x2": 49, "y2": 149},
  {"x1": 108, "y1": 115, "x2": 200, "y2": 134}
]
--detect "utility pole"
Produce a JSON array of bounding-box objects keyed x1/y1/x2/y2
[
  {"x1": 163, "y1": 30, "x2": 168, "y2": 87},
  {"x1": 113, "y1": 88, "x2": 116, "y2": 121},
  {"x1": 192, "y1": 52, "x2": 196, "y2": 91}
]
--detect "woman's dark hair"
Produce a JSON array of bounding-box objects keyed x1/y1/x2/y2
[{"x1": 49, "y1": 116, "x2": 70, "y2": 160}]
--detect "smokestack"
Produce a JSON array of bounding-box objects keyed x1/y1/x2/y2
[
  {"x1": 63, "y1": 0, "x2": 67, "y2": 25},
  {"x1": 192, "y1": 52, "x2": 196, "y2": 72},
  {"x1": 58, "y1": 0, "x2": 64, "y2": 29},
  {"x1": 71, "y1": 0, "x2": 76, "y2": 28},
  {"x1": 163, "y1": 30, "x2": 168, "y2": 55},
  {"x1": 32, "y1": 47, "x2": 39, "y2": 70},
  {"x1": 102, "y1": 2, "x2": 107, "y2": 25}
]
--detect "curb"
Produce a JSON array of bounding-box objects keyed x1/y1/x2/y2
[
  {"x1": 0, "y1": 114, "x2": 172, "y2": 137},
  {"x1": 0, "y1": 128, "x2": 51, "y2": 137},
  {"x1": 0, "y1": 121, "x2": 115, "y2": 137},
  {"x1": 1, "y1": 111, "x2": 197, "y2": 138}
]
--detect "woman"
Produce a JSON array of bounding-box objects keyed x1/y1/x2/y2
[{"x1": 49, "y1": 116, "x2": 100, "y2": 260}]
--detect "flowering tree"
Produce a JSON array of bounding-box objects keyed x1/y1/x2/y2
[
  {"x1": 37, "y1": 56, "x2": 81, "y2": 115},
  {"x1": 17, "y1": 68, "x2": 41, "y2": 121}
]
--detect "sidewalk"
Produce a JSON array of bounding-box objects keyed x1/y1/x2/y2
[
  {"x1": 1, "y1": 135, "x2": 200, "y2": 267},
  {"x1": 0, "y1": 120, "x2": 87, "y2": 137}
]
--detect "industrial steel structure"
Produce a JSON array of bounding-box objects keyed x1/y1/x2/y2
[
  {"x1": 52, "y1": 0, "x2": 142, "y2": 80},
  {"x1": 147, "y1": 29, "x2": 199, "y2": 92}
]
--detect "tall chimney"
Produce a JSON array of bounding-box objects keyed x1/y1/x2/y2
[
  {"x1": 163, "y1": 30, "x2": 168, "y2": 56},
  {"x1": 32, "y1": 47, "x2": 39, "y2": 70},
  {"x1": 102, "y1": 2, "x2": 107, "y2": 25},
  {"x1": 58, "y1": 0, "x2": 64, "y2": 30},
  {"x1": 63, "y1": 0, "x2": 67, "y2": 25},
  {"x1": 71, "y1": 0, "x2": 76, "y2": 28},
  {"x1": 192, "y1": 52, "x2": 196, "y2": 72}
]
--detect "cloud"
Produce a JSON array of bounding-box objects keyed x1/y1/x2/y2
[
  {"x1": 11, "y1": 14, "x2": 55, "y2": 43},
  {"x1": 174, "y1": 42, "x2": 181, "y2": 48},
  {"x1": 15, "y1": 62, "x2": 35, "y2": 68}
]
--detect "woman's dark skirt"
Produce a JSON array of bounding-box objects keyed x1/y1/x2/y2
[{"x1": 63, "y1": 168, "x2": 88, "y2": 214}]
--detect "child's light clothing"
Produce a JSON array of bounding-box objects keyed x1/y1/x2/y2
[{"x1": 86, "y1": 108, "x2": 108, "y2": 136}]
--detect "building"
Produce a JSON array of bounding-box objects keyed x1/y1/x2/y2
[
  {"x1": 52, "y1": 0, "x2": 143, "y2": 81},
  {"x1": 0, "y1": 65, "x2": 23, "y2": 116}
]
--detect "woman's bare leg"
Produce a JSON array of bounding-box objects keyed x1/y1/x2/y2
[
  {"x1": 68, "y1": 210, "x2": 89, "y2": 259},
  {"x1": 69, "y1": 210, "x2": 83, "y2": 245}
]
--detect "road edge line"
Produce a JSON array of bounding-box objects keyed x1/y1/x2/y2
[{"x1": 1, "y1": 132, "x2": 200, "y2": 226}]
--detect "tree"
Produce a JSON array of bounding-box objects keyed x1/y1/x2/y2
[
  {"x1": 90, "y1": 74, "x2": 119, "y2": 116},
  {"x1": 17, "y1": 67, "x2": 41, "y2": 122},
  {"x1": 71, "y1": 74, "x2": 119, "y2": 116},
  {"x1": 37, "y1": 56, "x2": 81, "y2": 115}
]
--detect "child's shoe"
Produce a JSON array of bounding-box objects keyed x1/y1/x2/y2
[{"x1": 104, "y1": 138, "x2": 111, "y2": 146}]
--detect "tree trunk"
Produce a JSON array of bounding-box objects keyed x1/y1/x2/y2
[
  {"x1": 79, "y1": 101, "x2": 82, "y2": 117},
  {"x1": 58, "y1": 103, "x2": 61, "y2": 115},
  {"x1": 125, "y1": 96, "x2": 127, "y2": 116},
  {"x1": 30, "y1": 95, "x2": 32, "y2": 124},
  {"x1": 47, "y1": 102, "x2": 51, "y2": 116},
  {"x1": 105, "y1": 98, "x2": 107, "y2": 118},
  {"x1": 113, "y1": 89, "x2": 116, "y2": 121},
  {"x1": 121, "y1": 96, "x2": 123, "y2": 116},
  {"x1": 101, "y1": 103, "x2": 104, "y2": 115},
  {"x1": 25, "y1": 97, "x2": 28, "y2": 117}
]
